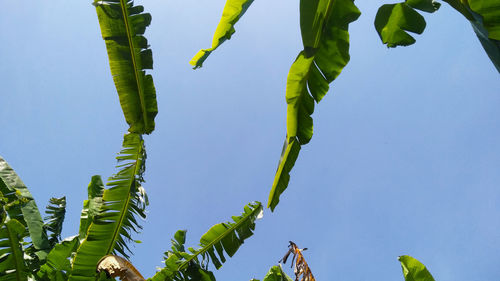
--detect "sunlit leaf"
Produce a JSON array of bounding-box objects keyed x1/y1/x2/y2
[
  {"x1": 268, "y1": 0, "x2": 360, "y2": 211},
  {"x1": 94, "y1": 0, "x2": 158, "y2": 134},
  {"x1": 190, "y1": 0, "x2": 254, "y2": 68},
  {"x1": 69, "y1": 133, "x2": 148, "y2": 281},
  {"x1": 398, "y1": 255, "x2": 436, "y2": 281}
]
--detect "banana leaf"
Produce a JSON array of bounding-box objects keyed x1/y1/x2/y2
[
  {"x1": 93, "y1": 0, "x2": 158, "y2": 134},
  {"x1": 190, "y1": 0, "x2": 254, "y2": 68},
  {"x1": 150, "y1": 202, "x2": 263, "y2": 281},
  {"x1": 0, "y1": 156, "x2": 50, "y2": 261},
  {"x1": 44, "y1": 197, "x2": 66, "y2": 247},
  {"x1": 0, "y1": 219, "x2": 28, "y2": 281},
  {"x1": 78, "y1": 175, "x2": 105, "y2": 243},
  {"x1": 398, "y1": 255, "x2": 436, "y2": 281},
  {"x1": 69, "y1": 133, "x2": 148, "y2": 281},
  {"x1": 37, "y1": 236, "x2": 79, "y2": 281},
  {"x1": 268, "y1": 0, "x2": 361, "y2": 211}
]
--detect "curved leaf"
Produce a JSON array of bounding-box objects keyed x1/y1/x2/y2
[
  {"x1": 398, "y1": 255, "x2": 436, "y2": 281},
  {"x1": 0, "y1": 219, "x2": 28, "y2": 281},
  {"x1": 190, "y1": 0, "x2": 254, "y2": 69},
  {"x1": 94, "y1": 0, "x2": 158, "y2": 134},
  {"x1": 150, "y1": 202, "x2": 263, "y2": 281},
  {"x1": 44, "y1": 197, "x2": 66, "y2": 247},
  {"x1": 375, "y1": 3, "x2": 427, "y2": 47},
  {"x1": 267, "y1": 138, "x2": 300, "y2": 211},
  {"x1": 469, "y1": 0, "x2": 500, "y2": 40},
  {"x1": 0, "y1": 156, "x2": 50, "y2": 260},
  {"x1": 69, "y1": 133, "x2": 148, "y2": 281},
  {"x1": 268, "y1": 0, "x2": 360, "y2": 211}
]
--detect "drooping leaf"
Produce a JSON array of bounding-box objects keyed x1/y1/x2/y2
[
  {"x1": 374, "y1": 0, "x2": 440, "y2": 48},
  {"x1": 398, "y1": 255, "x2": 436, "y2": 281},
  {"x1": 37, "y1": 236, "x2": 79, "y2": 281},
  {"x1": 268, "y1": 0, "x2": 360, "y2": 211},
  {"x1": 0, "y1": 156, "x2": 50, "y2": 261},
  {"x1": 267, "y1": 138, "x2": 300, "y2": 211},
  {"x1": 375, "y1": 3, "x2": 427, "y2": 47},
  {"x1": 190, "y1": 0, "x2": 254, "y2": 68},
  {"x1": 469, "y1": 0, "x2": 500, "y2": 40},
  {"x1": 44, "y1": 197, "x2": 66, "y2": 247},
  {"x1": 93, "y1": 0, "x2": 158, "y2": 134},
  {"x1": 150, "y1": 202, "x2": 263, "y2": 281},
  {"x1": 78, "y1": 175, "x2": 105, "y2": 243},
  {"x1": 69, "y1": 133, "x2": 148, "y2": 281},
  {"x1": 445, "y1": 0, "x2": 500, "y2": 72},
  {"x1": 0, "y1": 219, "x2": 28, "y2": 281}
]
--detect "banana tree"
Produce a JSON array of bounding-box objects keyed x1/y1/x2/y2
[{"x1": 192, "y1": 0, "x2": 500, "y2": 212}]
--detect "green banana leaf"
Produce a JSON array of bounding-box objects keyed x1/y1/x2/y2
[
  {"x1": 267, "y1": 138, "x2": 300, "y2": 211},
  {"x1": 268, "y1": 0, "x2": 361, "y2": 211},
  {"x1": 37, "y1": 236, "x2": 79, "y2": 281},
  {"x1": 150, "y1": 202, "x2": 263, "y2": 281},
  {"x1": 262, "y1": 265, "x2": 293, "y2": 281},
  {"x1": 374, "y1": 0, "x2": 439, "y2": 48},
  {"x1": 93, "y1": 0, "x2": 158, "y2": 134},
  {"x1": 398, "y1": 255, "x2": 436, "y2": 281},
  {"x1": 69, "y1": 133, "x2": 148, "y2": 281},
  {"x1": 0, "y1": 219, "x2": 28, "y2": 281},
  {"x1": 44, "y1": 197, "x2": 66, "y2": 247},
  {"x1": 460, "y1": 0, "x2": 500, "y2": 72},
  {"x1": 78, "y1": 175, "x2": 105, "y2": 244},
  {"x1": 0, "y1": 156, "x2": 50, "y2": 260},
  {"x1": 190, "y1": 0, "x2": 254, "y2": 69}
]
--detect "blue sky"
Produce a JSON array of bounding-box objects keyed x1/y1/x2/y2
[{"x1": 1, "y1": 0, "x2": 500, "y2": 281}]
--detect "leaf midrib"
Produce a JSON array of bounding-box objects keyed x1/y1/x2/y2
[
  {"x1": 119, "y1": 0, "x2": 148, "y2": 130},
  {"x1": 105, "y1": 139, "x2": 143, "y2": 255},
  {"x1": 177, "y1": 203, "x2": 261, "y2": 271}
]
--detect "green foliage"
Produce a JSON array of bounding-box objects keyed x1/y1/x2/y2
[
  {"x1": 44, "y1": 197, "x2": 67, "y2": 247},
  {"x1": 268, "y1": 0, "x2": 361, "y2": 211},
  {"x1": 190, "y1": 0, "x2": 254, "y2": 69},
  {"x1": 150, "y1": 202, "x2": 263, "y2": 281},
  {"x1": 0, "y1": 219, "x2": 28, "y2": 281},
  {"x1": 374, "y1": 0, "x2": 439, "y2": 48},
  {"x1": 69, "y1": 133, "x2": 148, "y2": 280},
  {"x1": 0, "y1": 156, "x2": 50, "y2": 262},
  {"x1": 37, "y1": 236, "x2": 79, "y2": 281},
  {"x1": 399, "y1": 255, "x2": 436, "y2": 281},
  {"x1": 93, "y1": 0, "x2": 158, "y2": 134},
  {"x1": 78, "y1": 176, "x2": 105, "y2": 244},
  {"x1": 261, "y1": 265, "x2": 293, "y2": 281}
]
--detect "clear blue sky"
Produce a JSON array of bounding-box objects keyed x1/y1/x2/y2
[{"x1": 1, "y1": 0, "x2": 500, "y2": 281}]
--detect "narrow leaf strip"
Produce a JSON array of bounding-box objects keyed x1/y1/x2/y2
[
  {"x1": 78, "y1": 175, "x2": 105, "y2": 243},
  {"x1": 190, "y1": 0, "x2": 254, "y2": 69},
  {"x1": 268, "y1": 0, "x2": 360, "y2": 211},
  {"x1": 398, "y1": 255, "x2": 436, "y2": 281},
  {"x1": 69, "y1": 133, "x2": 148, "y2": 281},
  {"x1": 94, "y1": 0, "x2": 158, "y2": 134},
  {"x1": 267, "y1": 138, "x2": 300, "y2": 211},
  {"x1": 44, "y1": 196, "x2": 67, "y2": 247}
]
